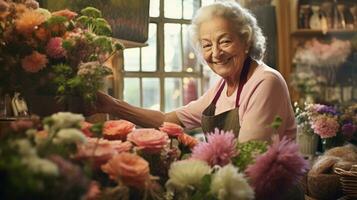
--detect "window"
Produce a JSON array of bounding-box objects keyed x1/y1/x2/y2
[{"x1": 123, "y1": 0, "x2": 215, "y2": 112}]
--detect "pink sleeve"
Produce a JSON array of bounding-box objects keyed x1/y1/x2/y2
[
  {"x1": 239, "y1": 73, "x2": 296, "y2": 142},
  {"x1": 175, "y1": 80, "x2": 223, "y2": 129}
]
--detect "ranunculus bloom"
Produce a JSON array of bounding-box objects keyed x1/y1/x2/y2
[
  {"x1": 103, "y1": 120, "x2": 135, "y2": 140},
  {"x1": 21, "y1": 51, "x2": 48, "y2": 73},
  {"x1": 46, "y1": 37, "x2": 66, "y2": 58},
  {"x1": 159, "y1": 122, "x2": 184, "y2": 137},
  {"x1": 15, "y1": 10, "x2": 45, "y2": 35},
  {"x1": 178, "y1": 133, "x2": 198, "y2": 149},
  {"x1": 101, "y1": 153, "x2": 150, "y2": 188},
  {"x1": 81, "y1": 121, "x2": 93, "y2": 137},
  {"x1": 127, "y1": 129, "x2": 169, "y2": 154},
  {"x1": 52, "y1": 9, "x2": 78, "y2": 20},
  {"x1": 75, "y1": 138, "x2": 132, "y2": 168}
]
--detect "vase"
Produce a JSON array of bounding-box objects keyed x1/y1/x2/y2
[
  {"x1": 297, "y1": 127, "x2": 319, "y2": 156},
  {"x1": 321, "y1": 134, "x2": 345, "y2": 152}
]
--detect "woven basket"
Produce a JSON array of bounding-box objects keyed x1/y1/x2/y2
[
  {"x1": 335, "y1": 165, "x2": 357, "y2": 200},
  {"x1": 307, "y1": 173, "x2": 342, "y2": 200}
]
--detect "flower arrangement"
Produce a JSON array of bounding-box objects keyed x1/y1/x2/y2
[
  {"x1": 295, "y1": 102, "x2": 357, "y2": 150},
  {"x1": 0, "y1": 112, "x2": 309, "y2": 200},
  {"x1": 0, "y1": 0, "x2": 123, "y2": 103},
  {"x1": 293, "y1": 38, "x2": 351, "y2": 68}
]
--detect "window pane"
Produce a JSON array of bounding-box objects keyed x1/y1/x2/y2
[
  {"x1": 142, "y1": 78, "x2": 160, "y2": 110},
  {"x1": 165, "y1": 23, "x2": 182, "y2": 72},
  {"x1": 183, "y1": 78, "x2": 200, "y2": 105},
  {"x1": 142, "y1": 23, "x2": 157, "y2": 71},
  {"x1": 182, "y1": 24, "x2": 199, "y2": 72},
  {"x1": 150, "y1": 0, "x2": 160, "y2": 17},
  {"x1": 165, "y1": 78, "x2": 182, "y2": 112},
  {"x1": 202, "y1": 0, "x2": 215, "y2": 6},
  {"x1": 124, "y1": 78, "x2": 140, "y2": 107},
  {"x1": 164, "y1": 0, "x2": 182, "y2": 19},
  {"x1": 183, "y1": 0, "x2": 199, "y2": 19},
  {"x1": 124, "y1": 48, "x2": 140, "y2": 71}
]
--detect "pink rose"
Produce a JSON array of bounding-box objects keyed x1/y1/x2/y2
[
  {"x1": 101, "y1": 153, "x2": 150, "y2": 188},
  {"x1": 75, "y1": 138, "x2": 132, "y2": 168},
  {"x1": 178, "y1": 133, "x2": 198, "y2": 149},
  {"x1": 103, "y1": 120, "x2": 135, "y2": 141},
  {"x1": 127, "y1": 129, "x2": 169, "y2": 154},
  {"x1": 159, "y1": 122, "x2": 184, "y2": 137}
]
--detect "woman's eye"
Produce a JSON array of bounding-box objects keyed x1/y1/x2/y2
[
  {"x1": 220, "y1": 40, "x2": 231, "y2": 45},
  {"x1": 202, "y1": 44, "x2": 211, "y2": 49}
]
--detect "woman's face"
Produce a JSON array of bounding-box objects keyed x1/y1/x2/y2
[{"x1": 199, "y1": 17, "x2": 248, "y2": 80}]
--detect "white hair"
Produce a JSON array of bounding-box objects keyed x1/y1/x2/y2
[{"x1": 190, "y1": 1, "x2": 266, "y2": 61}]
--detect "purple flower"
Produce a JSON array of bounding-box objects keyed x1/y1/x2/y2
[
  {"x1": 341, "y1": 122, "x2": 357, "y2": 141},
  {"x1": 245, "y1": 136, "x2": 309, "y2": 200},
  {"x1": 191, "y1": 129, "x2": 237, "y2": 167},
  {"x1": 315, "y1": 104, "x2": 338, "y2": 115}
]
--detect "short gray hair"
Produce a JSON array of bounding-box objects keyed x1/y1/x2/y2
[{"x1": 190, "y1": 1, "x2": 266, "y2": 61}]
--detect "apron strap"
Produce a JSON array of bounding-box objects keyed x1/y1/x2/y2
[{"x1": 210, "y1": 57, "x2": 252, "y2": 107}]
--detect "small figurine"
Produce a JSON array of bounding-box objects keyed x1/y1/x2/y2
[{"x1": 11, "y1": 92, "x2": 29, "y2": 117}]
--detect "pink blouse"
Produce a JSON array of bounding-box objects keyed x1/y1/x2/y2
[{"x1": 175, "y1": 62, "x2": 296, "y2": 142}]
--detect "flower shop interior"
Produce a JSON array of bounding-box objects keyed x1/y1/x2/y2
[{"x1": 1, "y1": 0, "x2": 357, "y2": 199}]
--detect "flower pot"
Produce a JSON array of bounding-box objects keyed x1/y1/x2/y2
[
  {"x1": 322, "y1": 134, "x2": 345, "y2": 152},
  {"x1": 297, "y1": 127, "x2": 319, "y2": 155}
]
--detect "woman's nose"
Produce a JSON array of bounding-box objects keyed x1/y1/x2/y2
[{"x1": 212, "y1": 45, "x2": 223, "y2": 59}]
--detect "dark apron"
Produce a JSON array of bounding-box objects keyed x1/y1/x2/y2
[{"x1": 201, "y1": 57, "x2": 251, "y2": 136}]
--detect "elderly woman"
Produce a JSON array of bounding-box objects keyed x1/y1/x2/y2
[{"x1": 93, "y1": 1, "x2": 296, "y2": 143}]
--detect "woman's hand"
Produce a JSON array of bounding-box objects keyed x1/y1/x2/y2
[{"x1": 83, "y1": 91, "x2": 117, "y2": 116}]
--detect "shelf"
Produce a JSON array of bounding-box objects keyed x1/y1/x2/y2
[
  {"x1": 291, "y1": 29, "x2": 357, "y2": 36},
  {"x1": 113, "y1": 38, "x2": 148, "y2": 49}
]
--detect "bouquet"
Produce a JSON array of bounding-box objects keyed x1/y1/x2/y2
[{"x1": 0, "y1": 0, "x2": 123, "y2": 103}]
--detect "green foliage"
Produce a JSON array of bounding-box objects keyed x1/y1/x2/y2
[
  {"x1": 271, "y1": 116, "x2": 283, "y2": 130},
  {"x1": 80, "y1": 7, "x2": 102, "y2": 18},
  {"x1": 76, "y1": 7, "x2": 112, "y2": 36},
  {"x1": 232, "y1": 140, "x2": 268, "y2": 171}
]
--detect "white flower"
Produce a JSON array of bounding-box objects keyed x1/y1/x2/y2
[
  {"x1": 166, "y1": 159, "x2": 211, "y2": 191},
  {"x1": 22, "y1": 157, "x2": 59, "y2": 176},
  {"x1": 12, "y1": 139, "x2": 37, "y2": 157},
  {"x1": 48, "y1": 112, "x2": 84, "y2": 131},
  {"x1": 210, "y1": 164, "x2": 254, "y2": 200},
  {"x1": 53, "y1": 128, "x2": 87, "y2": 144}
]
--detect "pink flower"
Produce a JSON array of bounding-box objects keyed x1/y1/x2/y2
[
  {"x1": 75, "y1": 138, "x2": 132, "y2": 168},
  {"x1": 46, "y1": 37, "x2": 66, "y2": 59},
  {"x1": 21, "y1": 51, "x2": 48, "y2": 73},
  {"x1": 178, "y1": 133, "x2": 198, "y2": 149},
  {"x1": 103, "y1": 120, "x2": 135, "y2": 140},
  {"x1": 82, "y1": 181, "x2": 101, "y2": 200},
  {"x1": 245, "y1": 136, "x2": 309, "y2": 200},
  {"x1": 159, "y1": 122, "x2": 184, "y2": 137},
  {"x1": 311, "y1": 115, "x2": 339, "y2": 138},
  {"x1": 52, "y1": 9, "x2": 78, "y2": 20},
  {"x1": 81, "y1": 121, "x2": 93, "y2": 137},
  {"x1": 191, "y1": 129, "x2": 237, "y2": 166},
  {"x1": 101, "y1": 153, "x2": 150, "y2": 188},
  {"x1": 127, "y1": 129, "x2": 168, "y2": 154}
]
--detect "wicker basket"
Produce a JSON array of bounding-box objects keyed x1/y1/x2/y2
[
  {"x1": 307, "y1": 173, "x2": 343, "y2": 200},
  {"x1": 335, "y1": 165, "x2": 357, "y2": 200}
]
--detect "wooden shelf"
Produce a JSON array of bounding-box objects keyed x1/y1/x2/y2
[
  {"x1": 291, "y1": 29, "x2": 357, "y2": 36},
  {"x1": 113, "y1": 38, "x2": 148, "y2": 49}
]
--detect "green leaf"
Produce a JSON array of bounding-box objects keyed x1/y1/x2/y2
[
  {"x1": 45, "y1": 16, "x2": 67, "y2": 27},
  {"x1": 80, "y1": 7, "x2": 102, "y2": 18},
  {"x1": 271, "y1": 116, "x2": 283, "y2": 130}
]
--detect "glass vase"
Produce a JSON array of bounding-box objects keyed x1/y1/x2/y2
[{"x1": 321, "y1": 133, "x2": 344, "y2": 152}]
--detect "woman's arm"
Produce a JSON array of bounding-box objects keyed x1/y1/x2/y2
[{"x1": 94, "y1": 92, "x2": 183, "y2": 128}]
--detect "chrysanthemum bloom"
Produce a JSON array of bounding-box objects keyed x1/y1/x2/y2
[
  {"x1": 127, "y1": 129, "x2": 169, "y2": 154},
  {"x1": 191, "y1": 129, "x2": 237, "y2": 166},
  {"x1": 52, "y1": 9, "x2": 78, "y2": 20},
  {"x1": 211, "y1": 164, "x2": 254, "y2": 200},
  {"x1": 21, "y1": 51, "x2": 48, "y2": 73},
  {"x1": 101, "y1": 153, "x2": 150, "y2": 188},
  {"x1": 178, "y1": 133, "x2": 198, "y2": 149},
  {"x1": 159, "y1": 122, "x2": 184, "y2": 137},
  {"x1": 15, "y1": 10, "x2": 45, "y2": 35},
  {"x1": 245, "y1": 136, "x2": 309, "y2": 200},
  {"x1": 311, "y1": 115, "x2": 339, "y2": 138},
  {"x1": 103, "y1": 120, "x2": 135, "y2": 140},
  {"x1": 75, "y1": 138, "x2": 132, "y2": 169},
  {"x1": 46, "y1": 37, "x2": 66, "y2": 59},
  {"x1": 165, "y1": 159, "x2": 211, "y2": 191}
]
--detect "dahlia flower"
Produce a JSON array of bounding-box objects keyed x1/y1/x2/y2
[
  {"x1": 191, "y1": 128, "x2": 237, "y2": 166},
  {"x1": 21, "y1": 51, "x2": 48, "y2": 73},
  {"x1": 46, "y1": 37, "x2": 66, "y2": 58},
  {"x1": 15, "y1": 10, "x2": 45, "y2": 35},
  {"x1": 245, "y1": 136, "x2": 309, "y2": 200}
]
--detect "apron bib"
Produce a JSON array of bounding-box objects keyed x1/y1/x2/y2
[{"x1": 201, "y1": 57, "x2": 251, "y2": 136}]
